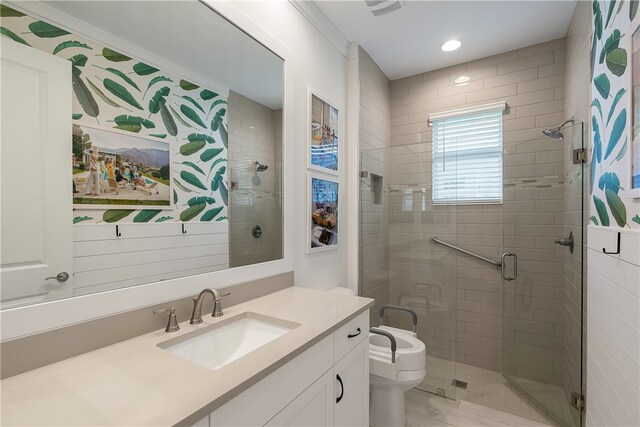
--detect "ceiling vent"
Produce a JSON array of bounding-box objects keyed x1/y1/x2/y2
[{"x1": 364, "y1": 0, "x2": 403, "y2": 16}]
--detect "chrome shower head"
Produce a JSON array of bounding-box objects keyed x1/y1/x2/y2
[
  {"x1": 254, "y1": 161, "x2": 268, "y2": 173},
  {"x1": 542, "y1": 116, "x2": 575, "y2": 140},
  {"x1": 543, "y1": 128, "x2": 564, "y2": 139}
]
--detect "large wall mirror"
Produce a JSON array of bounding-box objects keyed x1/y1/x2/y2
[{"x1": 0, "y1": 1, "x2": 284, "y2": 310}]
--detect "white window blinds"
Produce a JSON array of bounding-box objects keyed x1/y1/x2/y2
[{"x1": 431, "y1": 103, "x2": 505, "y2": 204}]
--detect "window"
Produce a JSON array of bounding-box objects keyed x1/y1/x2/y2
[
  {"x1": 430, "y1": 102, "x2": 505, "y2": 204},
  {"x1": 402, "y1": 188, "x2": 413, "y2": 212}
]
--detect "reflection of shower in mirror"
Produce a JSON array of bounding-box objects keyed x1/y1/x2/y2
[
  {"x1": 254, "y1": 161, "x2": 269, "y2": 172},
  {"x1": 252, "y1": 161, "x2": 269, "y2": 186}
]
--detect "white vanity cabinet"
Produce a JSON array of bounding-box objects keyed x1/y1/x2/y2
[{"x1": 203, "y1": 310, "x2": 369, "y2": 427}]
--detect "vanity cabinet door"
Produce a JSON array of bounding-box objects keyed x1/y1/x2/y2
[
  {"x1": 265, "y1": 369, "x2": 334, "y2": 427},
  {"x1": 209, "y1": 336, "x2": 333, "y2": 426},
  {"x1": 333, "y1": 339, "x2": 369, "y2": 427}
]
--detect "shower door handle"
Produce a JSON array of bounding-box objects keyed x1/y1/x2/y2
[{"x1": 501, "y1": 253, "x2": 517, "y2": 281}]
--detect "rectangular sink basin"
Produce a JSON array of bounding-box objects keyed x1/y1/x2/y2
[{"x1": 158, "y1": 312, "x2": 299, "y2": 370}]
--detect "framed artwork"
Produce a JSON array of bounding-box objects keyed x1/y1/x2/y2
[
  {"x1": 308, "y1": 89, "x2": 339, "y2": 174},
  {"x1": 72, "y1": 123, "x2": 172, "y2": 209},
  {"x1": 632, "y1": 22, "x2": 640, "y2": 197},
  {"x1": 308, "y1": 172, "x2": 339, "y2": 253}
]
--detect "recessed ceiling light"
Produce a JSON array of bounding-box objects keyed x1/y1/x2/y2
[
  {"x1": 454, "y1": 75, "x2": 470, "y2": 84},
  {"x1": 441, "y1": 39, "x2": 462, "y2": 52}
]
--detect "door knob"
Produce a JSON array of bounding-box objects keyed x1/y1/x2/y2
[
  {"x1": 554, "y1": 230, "x2": 574, "y2": 254},
  {"x1": 45, "y1": 272, "x2": 69, "y2": 282}
]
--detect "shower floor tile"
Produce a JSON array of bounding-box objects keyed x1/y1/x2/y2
[
  {"x1": 416, "y1": 357, "x2": 562, "y2": 426},
  {"x1": 406, "y1": 389, "x2": 554, "y2": 427}
]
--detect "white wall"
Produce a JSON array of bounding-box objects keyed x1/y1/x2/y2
[
  {"x1": 225, "y1": 1, "x2": 349, "y2": 290},
  {"x1": 586, "y1": 228, "x2": 640, "y2": 427}
]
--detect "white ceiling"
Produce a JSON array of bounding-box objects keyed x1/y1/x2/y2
[
  {"x1": 315, "y1": 0, "x2": 577, "y2": 80},
  {"x1": 38, "y1": 1, "x2": 284, "y2": 109}
]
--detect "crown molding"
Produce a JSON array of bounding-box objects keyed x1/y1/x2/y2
[{"x1": 289, "y1": 0, "x2": 350, "y2": 58}]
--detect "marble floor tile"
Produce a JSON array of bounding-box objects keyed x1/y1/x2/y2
[{"x1": 405, "y1": 389, "x2": 557, "y2": 427}]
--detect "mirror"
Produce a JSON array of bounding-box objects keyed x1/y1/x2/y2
[{"x1": 0, "y1": 1, "x2": 283, "y2": 308}]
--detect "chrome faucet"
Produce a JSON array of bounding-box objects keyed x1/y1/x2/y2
[{"x1": 190, "y1": 288, "x2": 231, "y2": 324}]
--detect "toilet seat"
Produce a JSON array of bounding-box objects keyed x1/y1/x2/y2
[{"x1": 369, "y1": 325, "x2": 426, "y2": 381}]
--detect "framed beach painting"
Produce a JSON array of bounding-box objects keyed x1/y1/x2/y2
[
  {"x1": 308, "y1": 89, "x2": 339, "y2": 174},
  {"x1": 72, "y1": 123, "x2": 172, "y2": 209},
  {"x1": 308, "y1": 172, "x2": 339, "y2": 253},
  {"x1": 632, "y1": 22, "x2": 640, "y2": 197}
]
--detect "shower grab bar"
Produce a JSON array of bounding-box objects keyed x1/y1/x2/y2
[
  {"x1": 431, "y1": 237, "x2": 518, "y2": 281},
  {"x1": 431, "y1": 237, "x2": 502, "y2": 267},
  {"x1": 370, "y1": 328, "x2": 397, "y2": 363},
  {"x1": 379, "y1": 304, "x2": 418, "y2": 332}
]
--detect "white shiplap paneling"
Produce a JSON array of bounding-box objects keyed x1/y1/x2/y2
[
  {"x1": 73, "y1": 222, "x2": 229, "y2": 295},
  {"x1": 586, "y1": 226, "x2": 640, "y2": 427}
]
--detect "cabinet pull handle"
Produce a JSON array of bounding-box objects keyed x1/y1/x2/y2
[
  {"x1": 347, "y1": 327, "x2": 361, "y2": 338},
  {"x1": 336, "y1": 374, "x2": 344, "y2": 403}
]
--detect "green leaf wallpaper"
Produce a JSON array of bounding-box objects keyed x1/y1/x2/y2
[
  {"x1": 0, "y1": 5, "x2": 228, "y2": 224},
  {"x1": 591, "y1": 0, "x2": 640, "y2": 229}
]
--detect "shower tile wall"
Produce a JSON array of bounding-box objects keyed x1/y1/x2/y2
[
  {"x1": 228, "y1": 91, "x2": 282, "y2": 267},
  {"x1": 387, "y1": 39, "x2": 568, "y2": 383},
  {"x1": 359, "y1": 48, "x2": 392, "y2": 323}
]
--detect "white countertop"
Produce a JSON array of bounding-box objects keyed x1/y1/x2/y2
[{"x1": 0, "y1": 287, "x2": 373, "y2": 426}]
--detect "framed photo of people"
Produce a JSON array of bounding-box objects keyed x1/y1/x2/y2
[{"x1": 72, "y1": 123, "x2": 172, "y2": 209}]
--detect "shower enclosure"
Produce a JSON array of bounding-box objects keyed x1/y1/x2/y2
[{"x1": 359, "y1": 123, "x2": 585, "y2": 426}]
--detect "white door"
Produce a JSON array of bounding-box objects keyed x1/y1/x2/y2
[
  {"x1": 266, "y1": 369, "x2": 334, "y2": 427},
  {"x1": 334, "y1": 339, "x2": 369, "y2": 427},
  {"x1": 0, "y1": 40, "x2": 73, "y2": 306}
]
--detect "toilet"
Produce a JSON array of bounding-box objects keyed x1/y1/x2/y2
[
  {"x1": 328, "y1": 287, "x2": 427, "y2": 427},
  {"x1": 369, "y1": 325, "x2": 426, "y2": 427}
]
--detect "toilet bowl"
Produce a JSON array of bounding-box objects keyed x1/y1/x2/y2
[
  {"x1": 369, "y1": 326, "x2": 426, "y2": 427},
  {"x1": 326, "y1": 289, "x2": 426, "y2": 427}
]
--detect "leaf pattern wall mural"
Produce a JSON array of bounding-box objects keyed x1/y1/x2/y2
[
  {"x1": 1, "y1": 5, "x2": 228, "y2": 224},
  {"x1": 591, "y1": 0, "x2": 640, "y2": 229}
]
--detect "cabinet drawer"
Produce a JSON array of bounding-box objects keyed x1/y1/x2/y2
[{"x1": 333, "y1": 310, "x2": 369, "y2": 363}]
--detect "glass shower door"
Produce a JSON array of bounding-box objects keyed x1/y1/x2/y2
[
  {"x1": 360, "y1": 144, "x2": 458, "y2": 400},
  {"x1": 501, "y1": 123, "x2": 585, "y2": 427}
]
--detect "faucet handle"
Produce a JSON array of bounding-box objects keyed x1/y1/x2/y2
[
  {"x1": 154, "y1": 307, "x2": 180, "y2": 333},
  {"x1": 212, "y1": 292, "x2": 231, "y2": 317}
]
